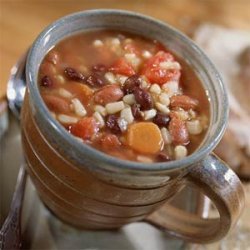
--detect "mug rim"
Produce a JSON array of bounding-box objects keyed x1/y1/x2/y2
[{"x1": 26, "y1": 9, "x2": 228, "y2": 172}]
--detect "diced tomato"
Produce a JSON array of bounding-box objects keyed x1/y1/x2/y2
[
  {"x1": 101, "y1": 134, "x2": 121, "y2": 149},
  {"x1": 146, "y1": 51, "x2": 175, "y2": 65},
  {"x1": 70, "y1": 117, "x2": 99, "y2": 140},
  {"x1": 110, "y1": 58, "x2": 136, "y2": 76},
  {"x1": 141, "y1": 51, "x2": 181, "y2": 85}
]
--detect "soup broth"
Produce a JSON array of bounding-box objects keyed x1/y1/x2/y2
[{"x1": 38, "y1": 30, "x2": 210, "y2": 163}]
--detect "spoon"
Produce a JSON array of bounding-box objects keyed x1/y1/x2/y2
[{"x1": 0, "y1": 52, "x2": 28, "y2": 250}]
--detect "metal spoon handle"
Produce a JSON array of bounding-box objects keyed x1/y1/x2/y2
[{"x1": 0, "y1": 164, "x2": 27, "y2": 250}]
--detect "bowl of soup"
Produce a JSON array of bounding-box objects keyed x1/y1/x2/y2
[{"x1": 21, "y1": 9, "x2": 244, "y2": 243}]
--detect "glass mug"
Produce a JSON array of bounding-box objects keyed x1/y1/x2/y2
[{"x1": 21, "y1": 10, "x2": 245, "y2": 243}]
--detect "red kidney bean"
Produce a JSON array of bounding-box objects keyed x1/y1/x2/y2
[
  {"x1": 64, "y1": 67, "x2": 85, "y2": 82},
  {"x1": 92, "y1": 64, "x2": 107, "y2": 72},
  {"x1": 131, "y1": 104, "x2": 143, "y2": 120},
  {"x1": 170, "y1": 95, "x2": 199, "y2": 110},
  {"x1": 157, "y1": 152, "x2": 171, "y2": 162},
  {"x1": 123, "y1": 74, "x2": 142, "y2": 94},
  {"x1": 94, "y1": 85, "x2": 124, "y2": 105},
  {"x1": 86, "y1": 74, "x2": 104, "y2": 87},
  {"x1": 133, "y1": 87, "x2": 153, "y2": 110},
  {"x1": 153, "y1": 113, "x2": 170, "y2": 127},
  {"x1": 168, "y1": 116, "x2": 189, "y2": 145},
  {"x1": 41, "y1": 75, "x2": 53, "y2": 87},
  {"x1": 106, "y1": 115, "x2": 121, "y2": 134}
]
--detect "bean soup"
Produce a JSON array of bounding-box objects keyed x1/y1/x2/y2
[{"x1": 39, "y1": 30, "x2": 209, "y2": 163}]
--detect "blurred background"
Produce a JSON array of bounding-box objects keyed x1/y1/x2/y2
[
  {"x1": 1, "y1": 0, "x2": 249, "y2": 91},
  {"x1": 1, "y1": 0, "x2": 250, "y2": 249}
]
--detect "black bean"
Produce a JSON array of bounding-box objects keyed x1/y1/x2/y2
[
  {"x1": 106, "y1": 115, "x2": 121, "y2": 134},
  {"x1": 131, "y1": 104, "x2": 143, "y2": 120},
  {"x1": 157, "y1": 152, "x2": 171, "y2": 162},
  {"x1": 133, "y1": 87, "x2": 153, "y2": 110},
  {"x1": 86, "y1": 74, "x2": 104, "y2": 87},
  {"x1": 64, "y1": 67, "x2": 85, "y2": 82},
  {"x1": 92, "y1": 64, "x2": 107, "y2": 72},
  {"x1": 123, "y1": 74, "x2": 142, "y2": 94},
  {"x1": 153, "y1": 113, "x2": 170, "y2": 127},
  {"x1": 41, "y1": 75, "x2": 53, "y2": 87}
]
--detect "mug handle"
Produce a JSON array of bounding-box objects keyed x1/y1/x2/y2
[{"x1": 145, "y1": 153, "x2": 245, "y2": 243}]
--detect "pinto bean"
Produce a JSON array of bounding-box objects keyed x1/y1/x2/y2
[
  {"x1": 94, "y1": 85, "x2": 124, "y2": 105},
  {"x1": 168, "y1": 116, "x2": 189, "y2": 145},
  {"x1": 42, "y1": 95, "x2": 70, "y2": 114},
  {"x1": 170, "y1": 95, "x2": 199, "y2": 110}
]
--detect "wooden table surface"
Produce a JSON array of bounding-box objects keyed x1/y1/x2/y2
[
  {"x1": 1, "y1": 0, "x2": 250, "y2": 98},
  {"x1": 0, "y1": 1, "x2": 250, "y2": 249}
]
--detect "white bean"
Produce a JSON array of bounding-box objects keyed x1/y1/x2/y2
[
  {"x1": 58, "y1": 88, "x2": 73, "y2": 98},
  {"x1": 137, "y1": 155, "x2": 153, "y2": 163},
  {"x1": 186, "y1": 120, "x2": 203, "y2": 135},
  {"x1": 104, "y1": 72, "x2": 117, "y2": 84},
  {"x1": 176, "y1": 110, "x2": 189, "y2": 121},
  {"x1": 124, "y1": 53, "x2": 141, "y2": 68},
  {"x1": 71, "y1": 98, "x2": 87, "y2": 117},
  {"x1": 116, "y1": 74, "x2": 128, "y2": 85},
  {"x1": 117, "y1": 117, "x2": 128, "y2": 132},
  {"x1": 155, "y1": 102, "x2": 170, "y2": 114},
  {"x1": 159, "y1": 61, "x2": 181, "y2": 70},
  {"x1": 93, "y1": 111, "x2": 105, "y2": 128},
  {"x1": 143, "y1": 109, "x2": 157, "y2": 120},
  {"x1": 55, "y1": 75, "x2": 65, "y2": 84},
  {"x1": 106, "y1": 101, "x2": 125, "y2": 114},
  {"x1": 150, "y1": 84, "x2": 161, "y2": 94},
  {"x1": 94, "y1": 105, "x2": 107, "y2": 116},
  {"x1": 57, "y1": 114, "x2": 78, "y2": 124},
  {"x1": 120, "y1": 107, "x2": 134, "y2": 124},
  {"x1": 93, "y1": 39, "x2": 103, "y2": 47},
  {"x1": 159, "y1": 93, "x2": 170, "y2": 106},
  {"x1": 162, "y1": 81, "x2": 179, "y2": 96},
  {"x1": 174, "y1": 145, "x2": 187, "y2": 160},
  {"x1": 161, "y1": 127, "x2": 172, "y2": 144},
  {"x1": 142, "y1": 50, "x2": 152, "y2": 59},
  {"x1": 123, "y1": 94, "x2": 136, "y2": 105},
  {"x1": 111, "y1": 38, "x2": 121, "y2": 46}
]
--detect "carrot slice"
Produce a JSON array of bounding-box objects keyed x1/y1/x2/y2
[{"x1": 127, "y1": 122, "x2": 163, "y2": 154}]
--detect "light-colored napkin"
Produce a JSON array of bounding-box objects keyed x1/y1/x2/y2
[{"x1": 194, "y1": 24, "x2": 250, "y2": 179}]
